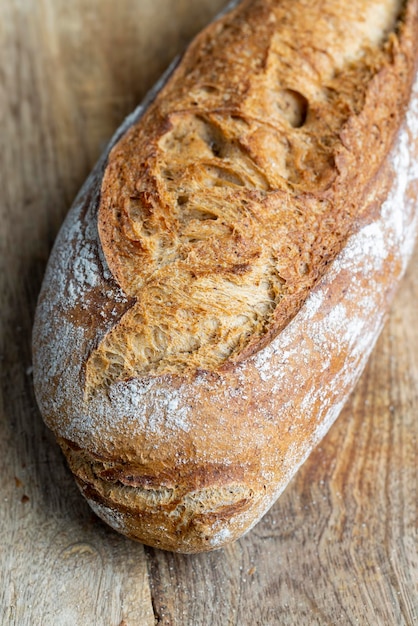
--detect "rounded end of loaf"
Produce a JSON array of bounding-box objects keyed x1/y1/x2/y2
[
  {"x1": 59, "y1": 437, "x2": 269, "y2": 553},
  {"x1": 81, "y1": 489, "x2": 257, "y2": 553}
]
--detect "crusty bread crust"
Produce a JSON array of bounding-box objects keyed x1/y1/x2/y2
[
  {"x1": 94, "y1": 0, "x2": 414, "y2": 385},
  {"x1": 33, "y1": 0, "x2": 418, "y2": 552}
]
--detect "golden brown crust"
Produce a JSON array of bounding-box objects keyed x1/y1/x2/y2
[
  {"x1": 92, "y1": 0, "x2": 417, "y2": 388},
  {"x1": 32, "y1": 0, "x2": 418, "y2": 552}
]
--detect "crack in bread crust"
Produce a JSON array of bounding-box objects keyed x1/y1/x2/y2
[
  {"x1": 89, "y1": 0, "x2": 414, "y2": 390},
  {"x1": 61, "y1": 440, "x2": 256, "y2": 550}
]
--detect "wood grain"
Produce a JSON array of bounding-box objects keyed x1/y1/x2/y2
[{"x1": 0, "y1": 1, "x2": 417, "y2": 624}]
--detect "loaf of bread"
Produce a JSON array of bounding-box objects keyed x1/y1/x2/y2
[{"x1": 33, "y1": 0, "x2": 418, "y2": 552}]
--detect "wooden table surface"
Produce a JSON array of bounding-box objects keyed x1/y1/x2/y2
[{"x1": 1, "y1": 2, "x2": 417, "y2": 624}]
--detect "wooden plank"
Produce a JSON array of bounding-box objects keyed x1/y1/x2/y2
[{"x1": 1, "y1": 1, "x2": 417, "y2": 624}]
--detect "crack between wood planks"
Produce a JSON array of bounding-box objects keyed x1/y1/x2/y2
[{"x1": 144, "y1": 545, "x2": 164, "y2": 625}]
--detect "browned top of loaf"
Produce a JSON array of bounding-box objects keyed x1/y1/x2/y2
[{"x1": 90, "y1": 0, "x2": 416, "y2": 390}]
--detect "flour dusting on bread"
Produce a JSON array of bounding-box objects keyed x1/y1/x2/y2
[{"x1": 32, "y1": 0, "x2": 418, "y2": 552}]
